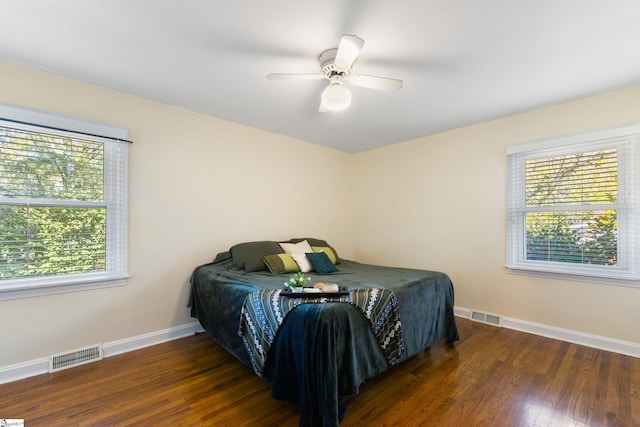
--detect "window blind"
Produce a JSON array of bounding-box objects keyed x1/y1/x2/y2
[
  {"x1": 0, "y1": 111, "x2": 127, "y2": 296},
  {"x1": 506, "y1": 125, "x2": 640, "y2": 285}
]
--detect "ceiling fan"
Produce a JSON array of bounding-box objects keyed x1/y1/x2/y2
[{"x1": 267, "y1": 35, "x2": 403, "y2": 112}]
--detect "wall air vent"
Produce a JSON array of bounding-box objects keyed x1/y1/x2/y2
[
  {"x1": 49, "y1": 343, "x2": 103, "y2": 373},
  {"x1": 469, "y1": 310, "x2": 502, "y2": 327}
]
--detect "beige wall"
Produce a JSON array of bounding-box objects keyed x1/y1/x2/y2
[
  {"x1": 352, "y1": 85, "x2": 640, "y2": 343},
  {"x1": 0, "y1": 61, "x2": 354, "y2": 366},
  {"x1": 1, "y1": 59, "x2": 639, "y2": 369}
]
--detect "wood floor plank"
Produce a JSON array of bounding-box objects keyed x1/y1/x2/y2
[
  {"x1": 628, "y1": 354, "x2": 640, "y2": 426},
  {"x1": 1, "y1": 318, "x2": 639, "y2": 426}
]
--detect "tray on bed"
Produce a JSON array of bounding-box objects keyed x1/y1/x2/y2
[{"x1": 280, "y1": 285, "x2": 349, "y2": 298}]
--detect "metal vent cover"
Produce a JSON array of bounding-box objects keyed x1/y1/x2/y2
[
  {"x1": 469, "y1": 310, "x2": 502, "y2": 327},
  {"x1": 49, "y1": 343, "x2": 103, "y2": 373}
]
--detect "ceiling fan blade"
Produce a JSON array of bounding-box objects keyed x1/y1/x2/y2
[
  {"x1": 266, "y1": 73, "x2": 324, "y2": 80},
  {"x1": 333, "y1": 35, "x2": 365, "y2": 71},
  {"x1": 348, "y1": 74, "x2": 403, "y2": 92}
]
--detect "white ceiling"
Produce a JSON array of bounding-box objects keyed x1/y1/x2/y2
[{"x1": 1, "y1": 1, "x2": 640, "y2": 153}]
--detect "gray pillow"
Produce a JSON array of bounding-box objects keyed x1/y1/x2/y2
[
  {"x1": 286, "y1": 237, "x2": 330, "y2": 247},
  {"x1": 230, "y1": 241, "x2": 284, "y2": 272}
]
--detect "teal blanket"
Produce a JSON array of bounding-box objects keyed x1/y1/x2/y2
[
  {"x1": 190, "y1": 259, "x2": 459, "y2": 426},
  {"x1": 239, "y1": 288, "x2": 404, "y2": 376}
]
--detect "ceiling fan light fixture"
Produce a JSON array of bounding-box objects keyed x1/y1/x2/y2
[{"x1": 321, "y1": 83, "x2": 352, "y2": 111}]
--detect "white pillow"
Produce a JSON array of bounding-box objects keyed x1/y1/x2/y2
[
  {"x1": 291, "y1": 252, "x2": 313, "y2": 273},
  {"x1": 279, "y1": 240, "x2": 313, "y2": 254}
]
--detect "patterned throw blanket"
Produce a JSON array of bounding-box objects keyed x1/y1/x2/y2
[{"x1": 238, "y1": 288, "x2": 405, "y2": 376}]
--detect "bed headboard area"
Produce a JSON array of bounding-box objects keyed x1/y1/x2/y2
[{"x1": 220, "y1": 238, "x2": 341, "y2": 274}]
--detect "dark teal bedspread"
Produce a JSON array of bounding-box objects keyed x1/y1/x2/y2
[
  {"x1": 239, "y1": 287, "x2": 405, "y2": 376},
  {"x1": 189, "y1": 258, "x2": 459, "y2": 426}
]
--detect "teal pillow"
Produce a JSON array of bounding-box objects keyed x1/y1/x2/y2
[
  {"x1": 305, "y1": 252, "x2": 338, "y2": 274},
  {"x1": 311, "y1": 246, "x2": 341, "y2": 264}
]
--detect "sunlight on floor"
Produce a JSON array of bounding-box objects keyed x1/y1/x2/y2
[{"x1": 524, "y1": 401, "x2": 591, "y2": 427}]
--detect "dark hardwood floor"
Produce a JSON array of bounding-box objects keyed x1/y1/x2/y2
[{"x1": 1, "y1": 318, "x2": 639, "y2": 426}]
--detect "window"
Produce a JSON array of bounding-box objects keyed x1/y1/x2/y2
[
  {"x1": 506, "y1": 124, "x2": 640, "y2": 286},
  {"x1": 0, "y1": 105, "x2": 128, "y2": 299}
]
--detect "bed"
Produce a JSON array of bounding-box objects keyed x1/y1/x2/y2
[{"x1": 189, "y1": 238, "x2": 459, "y2": 426}]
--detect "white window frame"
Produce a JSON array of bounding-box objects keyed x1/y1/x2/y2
[
  {"x1": 0, "y1": 104, "x2": 128, "y2": 300},
  {"x1": 506, "y1": 124, "x2": 640, "y2": 287}
]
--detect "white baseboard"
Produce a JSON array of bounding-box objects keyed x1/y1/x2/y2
[
  {"x1": 454, "y1": 306, "x2": 640, "y2": 359},
  {"x1": 0, "y1": 357, "x2": 49, "y2": 385},
  {"x1": 103, "y1": 321, "x2": 204, "y2": 357},
  {"x1": 4, "y1": 310, "x2": 638, "y2": 385},
  {"x1": 0, "y1": 321, "x2": 204, "y2": 385}
]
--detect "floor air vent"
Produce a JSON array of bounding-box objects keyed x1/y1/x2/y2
[
  {"x1": 49, "y1": 343, "x2": 103, "y2": 373},
  {"x1": 469, "y1": 310, "x2": 502, "y2": 327}
]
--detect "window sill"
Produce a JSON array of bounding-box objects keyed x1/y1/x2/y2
[
  {"x1": 506, "y1": 266, "x2": 640, "y2": 288},
  {"x1": 0, "y1": 274, "x2": 129, "y2": 301}
]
